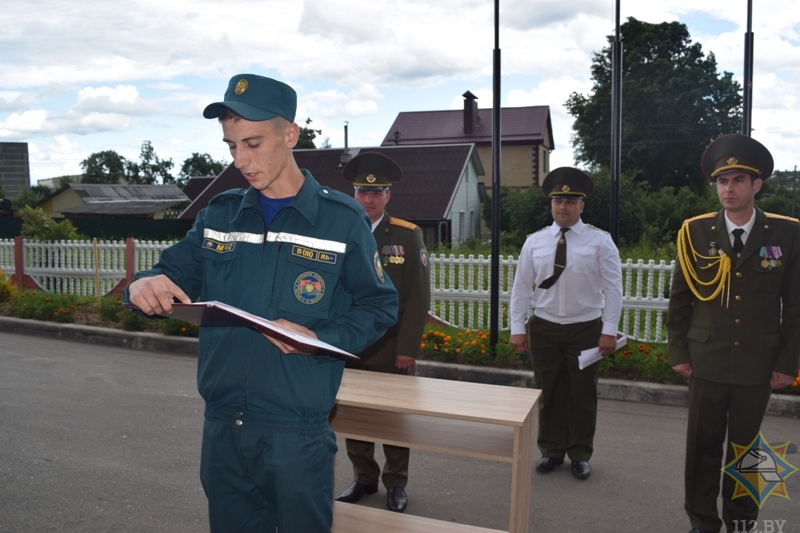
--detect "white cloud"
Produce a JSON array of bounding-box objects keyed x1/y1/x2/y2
[
  {"x1": 0, "y1": 110, "x2": 50, "y2": 137},
  {"x1": 170, "y1": 138, "x2": 182, "y2": 146}
]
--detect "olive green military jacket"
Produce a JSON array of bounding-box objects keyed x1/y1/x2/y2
[
  {"x1": 667, "y1": 208, "x2": 800, "y2": 385},
  {"x1": 354, "y1": 213, "x2": 431, "y2": 367}
]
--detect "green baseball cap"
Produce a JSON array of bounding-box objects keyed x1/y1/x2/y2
[{"x1": 203, "y1": 74, "x2": 297, "y2": 122}]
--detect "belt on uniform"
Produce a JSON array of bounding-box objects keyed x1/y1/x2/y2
[{"x1": 204, "y1": 403, "x2": 329, "y2": 435}]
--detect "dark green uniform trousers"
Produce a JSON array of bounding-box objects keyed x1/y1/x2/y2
[
  {"x1": 344, "y1": 363, "x2": 410, "y2": 488},
  {"x1": 685, "y1": 377, "x2": 772, "y2": 533},
  {"x1": 200, "y1": 418, "x2": 337, "y2": 533},
  {"x1": 528, "y1": 316, "x2": 602, "y2": 461}
]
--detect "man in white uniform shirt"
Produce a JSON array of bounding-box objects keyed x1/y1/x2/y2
[{"x1": 510, "y1": 167, "x2": 622, "y2": 480}]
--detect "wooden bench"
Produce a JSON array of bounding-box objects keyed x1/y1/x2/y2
[{"x1": 330, "y1": 369, "x2": 541, "y2": 533}]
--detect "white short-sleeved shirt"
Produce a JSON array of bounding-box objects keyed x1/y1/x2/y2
[{"x1": 509, "y1": 219, "x2": 623, "y2": 337}]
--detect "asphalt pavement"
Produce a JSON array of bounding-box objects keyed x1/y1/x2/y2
[{"x1": 1, "y1": 331, "x2": 798, "y2": 533}]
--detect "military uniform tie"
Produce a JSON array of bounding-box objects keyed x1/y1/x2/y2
[
  {"x1": 732, "y1": 228, "x2": 745, "y2": 257},
  {"x1": 538, "y1": 227, "x2": 570, "y2": 289}
]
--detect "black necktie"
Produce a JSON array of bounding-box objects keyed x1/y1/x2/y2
[
  {"x1": 732, "y1": 228, "x2": 744, "y2": 257},
  {"x1": 538, "y1": 227, "x2": 569, "y2": 290}
]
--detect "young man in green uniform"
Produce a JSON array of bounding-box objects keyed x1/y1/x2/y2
[
  {"x1": 125, "y1": 75, "x2": 398, "y2": 533},
  {"x1": 335, "y1": 152, "x2": 431, "y2": 513},
  {"x1": 667, "y1": 134, "x2": 800, "y2": 533}
]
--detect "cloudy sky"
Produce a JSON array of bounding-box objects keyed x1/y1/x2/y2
[{"x1": 2, "y1": 0, "x2": 799, "y2": 185}]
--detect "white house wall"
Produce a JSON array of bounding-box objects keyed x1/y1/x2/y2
[{"x1": 447, "y1": 160, "x2": 481, "y2": 245}]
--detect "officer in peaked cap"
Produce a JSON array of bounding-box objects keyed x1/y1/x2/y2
[
  {"x1": 126, "y1": 74, "x2": 398, "y2": 533},
  {"x1": 509, "y1": 167, "x2": 622, "y2": 481},
  {"x1": 668, "y1": 133, "x2": 800, "y2": 533},
  {"x1": 336, "y1": 151, "x2": 430, "y2": 514},
  {"x1": 540, "y1": 166, "x2": 596, "y2": 198},
  {"x1": 342, "y1": 151, "x2": 403, "y2": 191},
  {"x1": 701, "y1": 133, "x2": 774, "y2": 181}
]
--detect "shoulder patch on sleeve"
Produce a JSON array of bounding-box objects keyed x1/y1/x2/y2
[
  {"x1": 389, "y1": 217, "x2": 417, "y2": 231},
  {"x1": 765, "y1": 212, "x2": 800, "y2": 223}
]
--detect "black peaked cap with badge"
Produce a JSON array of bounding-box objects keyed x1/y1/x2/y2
[
  {"x1": 202, "y1": 74, "x2": 297, "y2": 123},
  {"x1": 541, "y1": 167, "x2": 595, "y2": 198},
  {"x1": 342, "y1": 152, "x2": 403, "y2": 191},
  {"x1": 701, "y1": 133, "x2": 774, "y2": 181}
]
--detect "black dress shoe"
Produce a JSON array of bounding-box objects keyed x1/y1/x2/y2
[
  {"x1": 335, "y1": 482, "x2": 378, "y2": 503},
  {"x1": 535, "y1": 457, "x2": 564, "y2": 473},
  {"x1": 571, "y1": 460, "x2": 591, "y2": 480},
  {"x1": 386, "y1": 487, "x2": 408, "y2": 512}
]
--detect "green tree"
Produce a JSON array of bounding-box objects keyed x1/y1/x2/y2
[
  {"x1": 177, "y1": 152, "x2": 227, "y2": 187},
  {"x1": 565, "y1": 17, "x2": 742, "y2": 192},
  {"x1": 19, "y1": 206, "x2": 82, "y2": 240},
  {"x1": 0, "y1": 183, "x2": 5, "y2": 198},
  {"x1": 12, "y1": 185, "x2": 52, "y2": 209},
  {"x1": 81, "y1": 150, "x2": 128, "y2": 184},
  {"x1": 295, "y1": 118, "x2": 322, "y2": 149},
  {"x1": 126, "y1": 140, "x2": 175, "y2": 184}
]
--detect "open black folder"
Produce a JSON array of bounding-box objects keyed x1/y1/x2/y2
[{"x1": 124, "y1": 301, "x2": 358, "y2": 360}]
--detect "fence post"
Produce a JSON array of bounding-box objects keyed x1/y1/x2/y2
[
  {"x1": 126, "y1": 238, "x2": 135, "y2": 285},
  {"x1": 13, "y1": 236, "x2": 24, "y2": 288}
]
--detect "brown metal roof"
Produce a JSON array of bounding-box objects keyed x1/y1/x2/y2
[
  {"x1": 59, "y1": 200, "x2": 187, "y2": 217},
  {"x1": 182, "y1": 177, "x2": 216, "y2": 201},
  {"x1": 179, "y1": 145, "x2": 482, "y2": 222},
  {"x1": 380, "y1": 106, "x2": 554, "y2": 148}
]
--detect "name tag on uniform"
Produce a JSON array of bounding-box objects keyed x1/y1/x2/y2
[
  {"x1": 202, "y1": 239, "x2": 236, "y2": 254},
  {"x1": 292, "y1": 245, "x2": 338, "y2": 265}
]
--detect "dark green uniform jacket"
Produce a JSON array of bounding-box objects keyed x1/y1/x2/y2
[
  {"x1": 352, "y1": 213, "x2": 430, "y2": 367},
  {"x1": 667, "y1": 208, "x2": 800, "y2": 384},
  {"x1": 125, "y1": 171, "x2": 398, "y2": 425}
]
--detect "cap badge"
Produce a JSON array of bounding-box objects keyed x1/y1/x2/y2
[
  {"x1": 235, "y1": 79, "x2": 249, "y2": 95},
  {"x1": 366, "y1": 174, "x2": 377, "y2": 183},
  {"x1": 727, "y1": 157, "x2": 738, "y2": 166},
  {"x1": 562, "y1": 185, "x2": 570, "y2": 192}
]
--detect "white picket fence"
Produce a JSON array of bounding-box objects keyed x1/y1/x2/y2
[{"x1": 0, "y1": 238, "x2": 674, "y2": 342}]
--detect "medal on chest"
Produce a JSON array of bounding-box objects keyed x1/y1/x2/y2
[{"x1": 759, "y1": 246, "x2": 782, "y2": 269}]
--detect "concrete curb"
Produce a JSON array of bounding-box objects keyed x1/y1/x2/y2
[{"x1": 2, "y1": 316, "x2": 798, "y2": 418}]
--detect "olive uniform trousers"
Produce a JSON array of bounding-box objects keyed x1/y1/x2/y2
[
  {"x1": 344, "y1": 363, "x2": 410, "y2": 488},
  {"x1": 527, "y1": 315, "x2": 603, "y2": 461}
]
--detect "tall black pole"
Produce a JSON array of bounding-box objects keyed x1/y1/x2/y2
[
  {"x1": 742, "y1": 0, "x2": 754, "y2": 136},
  {"x1": 609, "y1": 0, "x2": 622, "y2": 244},
  {"x1": 490, "y1": 0, "x2": 501, "y2": 351}
]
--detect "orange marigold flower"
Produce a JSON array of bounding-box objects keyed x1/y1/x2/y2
[
  {"x1": 420, "y1": 343, "x2": 425, "y2": 349},
  {"x1": 481, "y1": 349, "x2": 486, "y2": 355},
  {"x1": 444, "y1": 348, "x2": 449, "y2": 353},
  {"x1": 181, "y1": 327, "x2": 187, "y2": 333},
  {"x1": 456, "y1": 348, "x2": 461, "y2": 353}
]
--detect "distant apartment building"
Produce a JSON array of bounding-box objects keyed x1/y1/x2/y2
[{"x1": 0, "y1": 142, "x2": 30, "y2": 200}]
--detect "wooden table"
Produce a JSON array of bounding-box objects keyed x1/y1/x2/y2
[{"x1": 330, "y1": 369, "x2": 541, "y2": 533}]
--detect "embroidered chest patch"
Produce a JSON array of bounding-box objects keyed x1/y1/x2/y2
[{"x1": 294, "y1": 272, "x2": 325, "y2": 304}]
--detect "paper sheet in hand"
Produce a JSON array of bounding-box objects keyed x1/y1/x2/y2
[
  {"x1": 578, "y1": 335, "x2": 628, "y2": 370},
  {"x1": 125, "y1": 301, "x2": 358, "y2": 360}
]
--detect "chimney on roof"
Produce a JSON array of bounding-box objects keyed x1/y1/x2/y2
[
  {"x1": 463, "y1": 91, "x2": 478, "y2": 134},
  {"x1": 393, "y1": 130, "x2": 401, "y2": 145}
]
